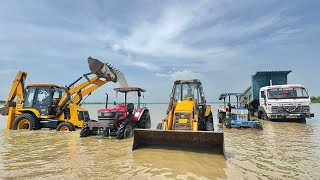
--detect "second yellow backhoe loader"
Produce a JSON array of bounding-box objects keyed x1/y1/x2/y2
[
  {"x1": 133, "y1": 79, "x2": 224, "y2": 154},
  {"x1": 0, "y1": 57, "x2": 127, "y2": 131}
]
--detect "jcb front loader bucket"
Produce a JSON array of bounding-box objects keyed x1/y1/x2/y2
[
  {"x1": 88, "y1": 57, "x2": 128, "y2": 88},
  {"x1": 133, "y1": 129, "x2": 224, "y2": 155}
]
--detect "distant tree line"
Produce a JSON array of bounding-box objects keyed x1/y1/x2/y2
[{"x1": 311, "y1": 96, "x2": 320, "y2": 103}]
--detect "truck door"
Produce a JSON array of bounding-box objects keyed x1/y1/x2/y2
[{"x1": 260, "y1": 90, "x2": 266, "y2": 106}]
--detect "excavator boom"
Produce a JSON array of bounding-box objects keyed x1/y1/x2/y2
[{"x1": 0, "y1": 71, "x2": 27, "y2": 116}]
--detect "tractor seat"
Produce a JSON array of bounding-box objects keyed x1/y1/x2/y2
[{"x1": 127, "y1": 103, "x2": 134, "y2": 115}]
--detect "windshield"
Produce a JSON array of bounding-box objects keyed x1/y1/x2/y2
[
  {"x1": 173, "y1": 83, "x2": 201, "y2": 101},
  {"x1": 267, "y1": 88, "x2": 309, "y2": 99}
]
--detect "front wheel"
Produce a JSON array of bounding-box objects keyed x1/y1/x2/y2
[
  {"x1": 56, "y1": 122, "x2": 75, "y2": 131},
  {"x1": 261, "y1": 113, "x2": 268, "y2": 120},
  {"x1": 116, "y1": 121, "x2": 134, "y2": 139},
  {"x1": 12, "y1": 113, "x2": 40, "y2": 130}
]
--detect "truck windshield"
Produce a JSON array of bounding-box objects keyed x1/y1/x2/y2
[{"x1": 267, "y1": 88, "x2": 309, "y2": 99}]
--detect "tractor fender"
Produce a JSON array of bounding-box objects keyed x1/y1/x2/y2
[{"x1": 134, "y1": 108, "x2": 148, "y2": 122}]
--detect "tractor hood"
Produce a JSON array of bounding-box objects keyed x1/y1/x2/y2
[{"x1": 98, "y1": 104, "x2": 127, "y2": 113}]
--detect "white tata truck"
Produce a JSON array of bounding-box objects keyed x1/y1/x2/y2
[{"x1": 241, "y1": 71, "x2": 314, "y2": 121}]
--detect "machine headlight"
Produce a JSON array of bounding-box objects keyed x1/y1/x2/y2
[{"x1": 98, "y1": 112, "x2": 103, "y2": 116}]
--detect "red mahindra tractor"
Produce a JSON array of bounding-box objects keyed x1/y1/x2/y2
[{"x1": 80, "y1": 87, "x2": 151, "y2": 139}]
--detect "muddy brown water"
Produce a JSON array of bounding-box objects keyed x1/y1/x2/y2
[{"x1": 0, "y1": 103, "x2": 319, "y2": 179}]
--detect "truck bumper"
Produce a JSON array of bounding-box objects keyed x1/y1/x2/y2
[{"x1": 268, "y1": 113, "x2": 314, "y2": 120}]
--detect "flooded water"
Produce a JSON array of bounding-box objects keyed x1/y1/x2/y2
[{"x1": 0, "y1": 103, "x2": 319, "y2": 179}]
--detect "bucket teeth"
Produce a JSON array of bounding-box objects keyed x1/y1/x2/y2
[{"x1": 87, "y1": 57, "x2": 128, "y2": 87}]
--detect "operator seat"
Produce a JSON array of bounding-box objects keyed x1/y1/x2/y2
[{"x1": 127, "y1": 103, "x2": 134, "y2": 115}]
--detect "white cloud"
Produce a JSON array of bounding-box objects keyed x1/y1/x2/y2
[{"x1": 156, "y1": 70, "x2": 203, "y2": 81}]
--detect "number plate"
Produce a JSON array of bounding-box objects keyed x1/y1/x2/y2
[{"x1": 178, "y1": 119, "x2": 188, "y2": 124}]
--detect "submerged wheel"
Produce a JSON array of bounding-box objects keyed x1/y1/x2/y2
[
  {"x1": 156, "y1": 123, "x2": 162, "y2": 130},
  {"x1": 56, "y1": 122, "x2": 75, "y2": 131},
  {"x1": 138, "y1": 111, "x2": 151, "y2": 129},
  {"x1": 116, "y1": 121, "x2": 134, "y2": 139},
  {"x1": 80, "y1": 126, "x2": 92, "y2": 137},
  {"x1": 205, "y1": 112, "x2": 214, "y2": 131},
  {"x1": 12, "y1": 113, "x2": 40, "y2": 130}
]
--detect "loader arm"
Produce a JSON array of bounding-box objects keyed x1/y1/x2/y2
[
  {"x1": 54, "y1": 57, "x2": 127, "y2": 118},
  {"x1": 0, "y1": 71, "x2": 27, "y2": 116},
  {"x1": 54, "y1": 75, "x2": 108, "y2": 118}
]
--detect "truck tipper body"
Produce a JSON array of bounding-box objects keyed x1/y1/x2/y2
[{"x1": 240, "y1": 71, "x2": 314, "y2": 120}]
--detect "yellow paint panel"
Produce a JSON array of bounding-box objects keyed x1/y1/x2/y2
[{"x1": 178, "y1": 118, "x2": 188, "y2": 124}]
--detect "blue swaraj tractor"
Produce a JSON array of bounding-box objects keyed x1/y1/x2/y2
[{"x1": 218, "y1": 93, "x2": 262, "y2": 129}]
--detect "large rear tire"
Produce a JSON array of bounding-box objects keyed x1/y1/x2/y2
[
  {"x1": 116, "y1": 121, "x2": 134, "y2": 139},
  {"x1": 12, "y1": 113, "x2": 40, "y2": 130},
  {"x1": 138, "y1": 111, "x2": 151, "y2": 129},
  {"x1": 56, "y1": 122, "x2": 75, "y2": 131}
]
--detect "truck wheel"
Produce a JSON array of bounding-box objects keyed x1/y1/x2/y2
[
  {"x1": 261, "y1": 113, "x2": 268, "y2": 120},
  {"x1": 138, "y1": 112, "x2": 151, "y2": 129},
  {"x1": 12, "y1": 113, "x2": 40, "y2": 130},
  {"x1": 206, "y1": 112, "x2": 214, "y2": 131},
  {"x1": 116, "y1": 121, "x2": 133, "y2": 139},
  {"x1": 56, "y1": 122, "x2": 75, "y2": 131},
  {"x1": 156, "y1": 123, "x2": 162, "y2": 130}
]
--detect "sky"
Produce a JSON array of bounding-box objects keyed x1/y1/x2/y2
[{"x1": 0, "y1": 0, "x2": 320, "y2": 103}]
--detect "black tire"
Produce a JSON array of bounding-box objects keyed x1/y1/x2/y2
[
  {"x1": 261, "y1": 113, "x2": 268, "y2": 120},
  {"x1": 206, "y1": 112, "x2": 214, "y2": 131},
  {"x1": 156, "y1": 123, "x2": 162, "y2": 130},
  {"x1": 257, "y1": 112, "x2": 262, "y2": 119},
  {"x1": 224, "y1": 119, "x2": 231, "y2": 128},
  {"x1": 80, "y1": 126, "x2": 92, "y2": 137},
  {"x1": 56, "y1": 122, "x2": 75, "y2": 131},
  {"x1": 116, "y1": 121, "x2": 134, "y2": 139},
  {"x1": 138, "y1": 111, "x2": 151, "y2": 129},
  {"x1": 12, "y1": 113, "x2": 40, "y2": 130},
  {"x1": 253, "y1": 123, "x2": 263, "y2": 130},
  {"x1": 218, "y1": 116, "x2": 223, "y2": 123},
  {"x1": 103, "y1": 130, "x2": 109, "y2": 137}
]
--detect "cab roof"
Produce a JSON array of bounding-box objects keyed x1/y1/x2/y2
[
  {"x1": 174, "y1": 79, "x2": 201, "y2": 84},
  {"x1": 26, "y1": 84, "x2": 64, "y2": 88},
  {"x1": 219, "y1": 93, "x2": 244, "y2": 100},
  {"x1": 114, "y1": 87, "x2": 146, "y2": 93}
]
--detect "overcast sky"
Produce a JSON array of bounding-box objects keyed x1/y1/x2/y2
[{"x1": 0, "y1": 0, "x2": 319, "y2": 103}]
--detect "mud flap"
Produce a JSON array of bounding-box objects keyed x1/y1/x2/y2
[{"x1": 132, "y1": 129, "x2": 224, "y2": 155}]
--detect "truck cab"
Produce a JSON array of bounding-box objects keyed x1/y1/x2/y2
[{"x1": 258, "y1": 84, "x2": 314, "y2": 120}]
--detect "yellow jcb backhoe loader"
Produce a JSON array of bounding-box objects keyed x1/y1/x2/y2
[
  {"x1": 133, "y1": 79, "x2": 224, "y2": 154},
  {"x1": 0, "y1": 57, "x2": 127, "y2": 131}
]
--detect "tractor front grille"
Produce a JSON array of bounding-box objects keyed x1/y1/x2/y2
[{"x1": 98, "y1": 112, "x2": 116, "y2": 121}]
